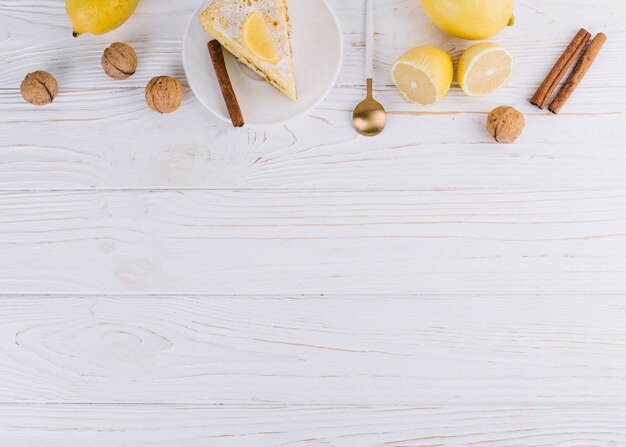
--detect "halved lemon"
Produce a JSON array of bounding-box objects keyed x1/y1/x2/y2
[
  {"x1": 392, "y1": 46, "x2": 453, "y2": 106},
  {"x1": 242, "y1": 11, "x2": 279, "y2": 64},
  {"x1": 458, "y1": 42, "x2": 513, "y2": 97}
]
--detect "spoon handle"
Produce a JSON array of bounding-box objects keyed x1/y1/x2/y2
[{"x1": 365, "y1": 0, "x2": 374, "y2": 80}]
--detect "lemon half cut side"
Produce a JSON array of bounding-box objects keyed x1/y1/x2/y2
[
  {"x1": 458, "y1": 42, "x2": 514, "y2": 97},
  {"x1": 392, "y1": 46, "x2": 454, "y2": 106}
]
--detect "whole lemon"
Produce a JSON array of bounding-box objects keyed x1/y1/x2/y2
[
  {"x1": 420, "y1": 0, "x2": 514, "y2": 40},
  {"x1": 66, "y1": 0, "x2": 141, "y2": 37}
]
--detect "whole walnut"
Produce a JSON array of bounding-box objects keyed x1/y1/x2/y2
[
  {"x1": 102, "y1": 42, "x2": 137, "y2": 80},
  {"x1": 20, "y1": 71, "x2": 58, "y2": 106},
  {"x1": 487, "y1": 106, "x2": 525, "y2": 144},
  {"x1": 145, "y1": 76, "x2": 183, "y2": 113}
]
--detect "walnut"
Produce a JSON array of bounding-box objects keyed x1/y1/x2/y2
[
  {"x1": 145, "y1": 76, "x2": 183, "y2": 113},
  {"x1": 486, "y1": 106, "x2": 525, "y2": 144},
  {"x1": 20, "y1": 71, "x2": 58, "y2": 106},
  {"x1": 101, "y1": 42, "x2": 137, "y2": 80}
]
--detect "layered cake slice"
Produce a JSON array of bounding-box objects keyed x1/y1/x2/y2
[{"x1": 200, "y1": 0, "x2": 297, "y2": 101}]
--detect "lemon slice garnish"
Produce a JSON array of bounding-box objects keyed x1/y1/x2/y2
[{"x1": 242, "y1": 11, "x2": 279, "y2": 64}]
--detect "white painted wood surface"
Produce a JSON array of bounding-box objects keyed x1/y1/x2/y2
[
  {"x1": 3, "y1": 404, "x2": 626, "y2": 446},
  {"x1": 1, "y1": 0, "x2": 626, "y2": 445},
  {"x1": 2, "y1": 189, "x2": 626, "y2": 295},
  {"x1": 3, "y1": 295, "x2": 626, "y2": 404}
]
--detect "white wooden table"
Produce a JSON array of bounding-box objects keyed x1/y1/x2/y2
[{"x1": 1, "y1": 0, "x2": 626, "y2": 445}]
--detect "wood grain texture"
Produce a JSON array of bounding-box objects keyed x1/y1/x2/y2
[
  {"x1": 2, "y1": 295, "x2": 626, "y2": 405},
  {"x1": 2, "y1": 403, "x2": 626, "y2": 446},
  {"x1": 1, "y1": 189, "x2": 626, "y2": 295},
  {"x1": 1, "y1": 87, "x2": 625, "y2": 190}
]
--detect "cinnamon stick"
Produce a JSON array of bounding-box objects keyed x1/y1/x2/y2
[
  {"x1": 530, "y1": 28, "x2": 591, "y2": 109},
  {"x1": 548, "y1": 33, "x2": 607, "y2": 115},
  {"x1": 208, "y1": 40, "x2": 244, "y2": 127}
]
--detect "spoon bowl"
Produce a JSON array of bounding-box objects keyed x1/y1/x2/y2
[{"x1": 353, "y1": 79, "x2": 386, "y2": 136}]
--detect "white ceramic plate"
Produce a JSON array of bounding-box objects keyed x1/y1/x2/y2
[{"x1": 182, "y1": 0, "x2": 343, "y2": 127}]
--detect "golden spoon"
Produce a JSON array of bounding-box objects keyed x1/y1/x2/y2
[{"x1": 353, "y1": 0, "x2": 386, "y2": 136}]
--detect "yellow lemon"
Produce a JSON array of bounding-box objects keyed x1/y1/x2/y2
[
  {"x1": 392, "y1": 46, "x2": 453, "y2": 106},
  {"x1": 420, "y1": 0, "x2": 514, "y2": 40},
  {"x1": 242, "y1": 11, "x2": 279, "y2": 64},
  {"x1": 66, "y1": 0, "x2": 140, "y2": 37},
  {"x1": 458, "y1": 42, "x2": 513, "y2": 97}
]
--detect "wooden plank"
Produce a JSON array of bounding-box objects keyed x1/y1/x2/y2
[
  {"x1": 1, "y1": 295, "x2": 626, "y2": 404},
  {"x1": 2, "y1": 403, "x2": 626, "y2": 446},
  {"x1": 1, "y1": 88, "x2": 625, "y2": 190},
  {"x1": 2, "y1": 189, "x2": 626, "y2": 295}
]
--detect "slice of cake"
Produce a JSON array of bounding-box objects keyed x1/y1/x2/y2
[{"x1": 200, "y1": 0, "x2": 297, "y2": 101}]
